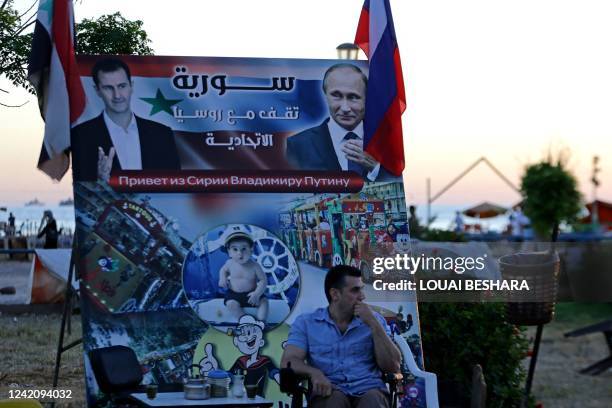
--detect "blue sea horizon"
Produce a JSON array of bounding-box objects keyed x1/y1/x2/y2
[
  {"x1": 0, "y1": 205, "x2": 76, "y2": 236},
  {"x1": 412, "y1": 204, "x2": 510, "y2": 233},
  {"x1": 1, "y1": 203, "x2": 512, "y2": 237}
]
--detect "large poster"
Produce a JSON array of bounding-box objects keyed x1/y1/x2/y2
[{"x1": 73, "y1": 55, "x2": 433, "y2": 407}]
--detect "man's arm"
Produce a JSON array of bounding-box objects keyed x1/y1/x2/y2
[
  {"x1": 280, "y1": 345, "x2": 332, "y2": 397},
  {"x1": 282, "y1": 315, "x2": 333, "y2": 397},
  {"x1": 37, "y1": 222, "x2": 48, "y2": 238},
  {"x1": 354, "y1": 303, "x2": 402, "y2": 373}
]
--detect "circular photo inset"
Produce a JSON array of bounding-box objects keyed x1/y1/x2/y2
[{"x1": 183, "y1": 224, "x2": 300, "y2": 332}]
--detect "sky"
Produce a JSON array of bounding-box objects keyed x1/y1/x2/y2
[{"x1": 1, "y1": 0, "x2": 612, "y2": 208}]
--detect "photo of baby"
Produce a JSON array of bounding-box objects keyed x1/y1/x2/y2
[
  {"x1": 183, "y1": 224, "x2": 300, "y2": 332},
  {"x1": 218, "y1": 228, "x2": 269, "y2": 321}
]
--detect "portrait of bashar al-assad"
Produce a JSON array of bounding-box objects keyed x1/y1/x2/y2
[{"x1": 70, "y1": 57, "x2": 180, "y2": 181}]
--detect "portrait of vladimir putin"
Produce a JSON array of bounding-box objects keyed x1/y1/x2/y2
[{"x1": 285, "y1": 63, "x2": 396, "y2": 181}]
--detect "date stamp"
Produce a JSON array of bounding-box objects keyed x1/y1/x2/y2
[{"x1": 8, "y1": 389, "x2": 73, "y2": 399}]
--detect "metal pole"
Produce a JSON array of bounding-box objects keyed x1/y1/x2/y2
[
  {"x1": 522, "y1": 323, "x2": 544, "y2": 407},
  {"x1": 429, "y1": 157, "x2": 484, "y2": 203},
  {"x1": 52, "y1": 240, "x2": 77, "y2": 389},
  {"x1": 426, "y1": 178, "x2": 431, "y2": 227},
  {"x1": 428, "y1": 156, "x2": 520, "y2": 209},
  {"x1": 592, "y1": 155, "x2": 600, "y2": 230}
]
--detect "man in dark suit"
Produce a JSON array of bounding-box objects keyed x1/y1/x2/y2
[
  {"x1": 71, "y1": 58, "x2": 180, "y2": 181},
  {"x1": 286, "y1": 63, "x2": 397, "y2": 181}
]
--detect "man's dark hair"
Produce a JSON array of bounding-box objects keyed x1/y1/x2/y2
[
  {"x1": 92, "y1": 58, "x2": 132, "y2": 87},
  {"x1": 322, "y1": 63, "x2": 367, "y2": 93},
  {"x1": 324, "y1": 265, "x2": 362, "y2": 303}
]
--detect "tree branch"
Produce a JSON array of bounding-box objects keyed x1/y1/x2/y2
[
  {"x1": 0, "y1": 0, "x2": 9, "y2": 12},
  {"x1": 14, "y1": 18, "x2": 35, "y2": 35},
  {"x1": 0, "y1": 87, "x2": 29, "y2": 107},
  {"x1": 18, "y1": 1, "x2": 38, "y2": 20},
  {"x1": 0, "y1": 99, "x2": 29, "y2": 108}
]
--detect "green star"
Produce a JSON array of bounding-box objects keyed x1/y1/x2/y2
[{"x1": 140, "y1": 89, "x2": 182, "y2": 116}]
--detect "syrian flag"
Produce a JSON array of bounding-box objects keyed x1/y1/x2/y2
[
  {"x1": 27, "y1": 0, "x2": 85, "y2": 180},
  {"x1": 355, "y1": 0, "x2": 406, "y2": 176}
]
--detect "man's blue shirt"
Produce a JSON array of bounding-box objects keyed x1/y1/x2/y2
[{"x1": 286, "y1": 307, "x2": 391, "y2": 396}]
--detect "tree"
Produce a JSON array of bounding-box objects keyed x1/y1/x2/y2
[
  {"x1": 76, "y1": 12, "x2": 153, "y2": 55},
  {"x1": 0, "y1": 0, "x2": 36, "y2": 104},
  {"x1": 520, "y1": 153, "x2": 582, "y2": 241},
  {"x1": 0, "y1": 4, "x2": 153, "y2": 105}
]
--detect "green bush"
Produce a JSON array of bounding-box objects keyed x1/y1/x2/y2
[
  {"x1": 421, "y1": 228, "x2": 468, "y2": 242},
  {"x1": 419, "y1": 303, "x2": 529, "y2": 407}
]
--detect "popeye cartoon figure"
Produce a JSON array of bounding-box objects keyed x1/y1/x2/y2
[
  {"x1": 199, "y1": 315, "x2": 280, "y2": 397},
  {"x1": 230, "y1": 315, "x2": 280, "y2": 395}
]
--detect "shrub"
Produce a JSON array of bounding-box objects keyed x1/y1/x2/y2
[
  {"x1": 419, "y1": 302, "x2": 529, "y2": 407},
  {"x1": 421, "y1": 228, "x2": 467, "y2": 243}
]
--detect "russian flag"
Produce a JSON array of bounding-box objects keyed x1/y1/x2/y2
[
  {"x1": 355, "y1": 0, "x2": 406, "y2": 176},
  {"x1": 28, "y1": 0, "x2": 85, "y2": 180}
]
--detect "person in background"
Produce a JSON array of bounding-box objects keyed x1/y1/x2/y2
[
  {"x1": 8, "y1": 212, "x2": 16, "y2": 235},
  {"x1": 318, "y1": 216, "x2": 331, "y2": 231},
  {"x1": 37, "y1": 210, "x2": 58, "y2": 249},
  {"x1": 383, "y1": 223, "x2": 397, "y2": 242},
  {"x1": 453, "y1": 211, "x2": 464, "y2": 233},
  {"x1": 510, "y1": 207, "x2": 522, "y2": 237},
  {"x1": 511, "y1": 205, "x2": 533, "y2": 240},
  {"x1": 408, "y1": 205, "x2": 421, "y2": 239}
]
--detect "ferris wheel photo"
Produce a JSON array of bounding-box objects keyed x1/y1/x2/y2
[{"x1": 182, "y1": 224, "x2": 301, "y2": 332}]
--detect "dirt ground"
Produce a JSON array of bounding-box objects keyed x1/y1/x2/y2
[
  {"x1": 1, "y1": 260, "x2": 610, "y2": 407},
  {"x1": 526, "y1": 321, "x2": 612, "y2": 407},
  {"x1": 0, "y1": 260, "x2": 32, "y2": 305}
]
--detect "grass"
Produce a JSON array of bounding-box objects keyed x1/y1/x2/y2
[
  {"x1": 0, "y1": 303, "x2": 610, "y2": 407},
  {"x1": 0, "y1": 314, "x2": 85, "y2": 407},
  {"x1": 553, "y1": 302, "x2": 612, "y2": 325}
]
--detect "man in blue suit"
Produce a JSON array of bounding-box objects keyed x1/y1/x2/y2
[{"x1": 286, "y1": 64, "x2": 397, "y2": 181}]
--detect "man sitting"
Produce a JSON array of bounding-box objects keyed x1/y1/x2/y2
[{"x1": 281, "y1": 265, "x2": 401, "y2": 407}]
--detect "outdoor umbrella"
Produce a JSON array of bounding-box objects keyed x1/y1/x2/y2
[{"x1": 463, "y1": 202, "x2": 508, "y2": 219}]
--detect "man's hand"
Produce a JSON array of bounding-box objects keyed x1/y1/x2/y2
[
  {"x1": 356, "y1": 302, "x2": 403, "y2": 373},
  {"x1": 354, "y1": 302, "x2": 378, "y2": 328},
  {"x1": 97, "y1": 147, "x2": 115, "y2": 182},
  {"x1": 281, "y1": 344, "x2": 333, "y2": 398},
  {"x1": 342, "y1": 140, "x2": 378, "y2": 171},
  {"x1": 310, "y1": 369, "x2": 333, "y2": 397}
]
